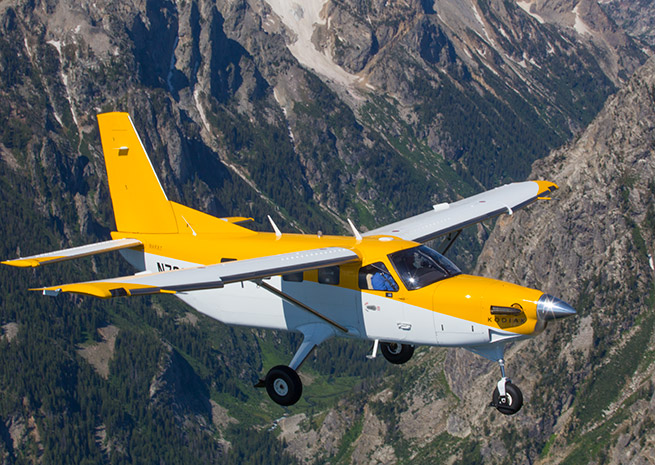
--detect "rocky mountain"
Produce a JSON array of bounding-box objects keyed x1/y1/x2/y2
[
  {"x1": 0, "y1": 0, "x2": 654, "y2": 463},
  {"x1": 600, "y1": 0, "x2": 655, "y2": 50},
  {"x1": 473, "y1": 53, "x2": 655, "y2": 464},
  {"x1": 272, "y1": 52, "x2": 655, "y2": 465},
  {"x1": 1, "y1": 0, "x2": 648, "y2": 237}
]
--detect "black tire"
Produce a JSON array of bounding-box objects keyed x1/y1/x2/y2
[
  {"x1": 380, "y1": 342, "x2": 415, "y2": 365},
  {"x1": 492, "y1": 382, "x2": 523, "y2": 415},
  {"x1": 265, "y1": 365, "x2": 303, "y2": 406}
]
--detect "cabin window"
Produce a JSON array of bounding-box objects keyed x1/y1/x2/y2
[
  {"x1": 282, "y1": 271, "x2": 304, "y2": 282},
  {"x1": 221, "y1": 258, "x2": 236, "y2": 263},
  {"x1": 359, "y1": 262, "x2": 399, "y2": 292},
  {"x1": 318, "y1": 266, "x2": 340, "y2": 285}
]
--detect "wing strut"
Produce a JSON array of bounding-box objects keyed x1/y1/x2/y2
[
  {"x1": 437, "y1": 230, "x2": 461, "y2": 255},
  {"x1": 255, "y1": 280, "x2": 348, "y2": 333}
]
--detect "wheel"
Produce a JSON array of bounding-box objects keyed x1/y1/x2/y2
[
  {"x1": 380, "y1": 342, "x2": 415, "y2": 364},
  {"x1": 492, "y1": 382, "x2": 523, "y2": 415},
  {"x1": 265, "y1": 365, "x2": 303, "y2": 406}
]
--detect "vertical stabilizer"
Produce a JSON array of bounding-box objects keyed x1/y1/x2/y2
[{"x1": 98, "y1": 112, "x2": 178, "y2": 234}]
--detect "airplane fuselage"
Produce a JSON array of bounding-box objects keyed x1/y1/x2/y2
[{"x1": 114, "y1": 229, "x2": 545, "y2": 349}]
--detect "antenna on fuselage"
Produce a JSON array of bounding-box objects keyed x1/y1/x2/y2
[
  {"x1": 347, "y1": 218, "x2": 362, "y2": 241},
  {"x1": 181, "y1": 215, "x2": 197, "y2": 237},
  {"x1": 267, "y1": 215, "x2": 282, "y2": 238}
]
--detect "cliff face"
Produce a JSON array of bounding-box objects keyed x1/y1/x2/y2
[
  {"x1": 478, "y1": 58, "x2": 655, "y2": 306},
  {"x1": 601, "y1": 0, "x2": 655, "y2": 50},
  {"x1": 275, "y1": 56, "x2": 655, "y2": 465},
  {"x1": 307, "y1": 0, "x2": 646, "y2": 186},
  {"x1": 471, "y1": 54, "x2": 655, "y2": 464}
]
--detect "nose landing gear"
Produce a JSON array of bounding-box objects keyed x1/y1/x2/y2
[
  {"x1": 469, "y1": 344, "x2": 524, "y2": 415},
  {"x1": 489, "y1": 358, "x2": 523, "y2": 415}
]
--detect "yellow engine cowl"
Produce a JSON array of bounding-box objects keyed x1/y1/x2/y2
[{"x1": 432, "y1": 275, "x2": 549, "y2": 336}]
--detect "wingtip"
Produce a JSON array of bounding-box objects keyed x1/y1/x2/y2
[
  {"x1": 534, "y1": 180, "x2": 559, "y2": 196},
  {"x1": 2, "y1": 259, "x2": 40, "y2": 268}
]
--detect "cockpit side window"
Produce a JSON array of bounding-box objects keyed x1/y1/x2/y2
[
  {"x1": 388, "y1": 245, "x2": 461, "y2": 290},
  {"x1": 359, "y1": 262, "x2": 399, "y2": 292}
]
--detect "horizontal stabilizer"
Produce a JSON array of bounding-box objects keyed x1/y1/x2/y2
[
  {"x1": 2, "y1": 238, "x2": 143, "y2": 268},
  {"x1": 35, "y1": 247, "x2": 360, "y2": 298},
  {"x1": 364, "y1": 181, "x2": 557, "y2": 243}
]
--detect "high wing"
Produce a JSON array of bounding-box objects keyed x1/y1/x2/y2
[
  {"x1": 36, "y1": 247, "x2": 360, "y2": 298},
  {"x1": 364, "y1": 181, "x2": 557, "y2": 243},
  {"x1": 1, "y1": 239, "x2": 143, "y2": 268}
]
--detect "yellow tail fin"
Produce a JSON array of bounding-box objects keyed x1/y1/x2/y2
[{"x1": 98, "y1": 112, "x2": 179, "y2": 234}]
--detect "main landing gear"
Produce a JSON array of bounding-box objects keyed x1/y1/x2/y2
[
  {"x1": 256, "y1": 323, "x2": 336, "y2": 407},
  {"x1": 489, "y1": 358, "x2": 523, "y2": 415},
  {"x1": 380, "y1": 342, "x2": 414, "y2": 364},
  {"x1": 366, "y1": 340, "x2": 415, "y2": 364},
  {"x1": 257, "y1": 336, "x2": 416, "y2": 406},
  {"x1": 264, "y1": 365, "x2": 303, "y2": 406}
]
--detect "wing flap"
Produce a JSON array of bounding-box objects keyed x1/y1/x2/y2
[
  {"x1": 2, "y1": 238, "x2": 143, "y2": 268},
  {"x1": 36, "y1": 247, "x2": 361, "y2": 298},
  {"x1": 364, "y1": 181, "x2": 557, "y2": 243},
  {"x1": 35, "y1": 282, "x2": 164, "y2": 299}
]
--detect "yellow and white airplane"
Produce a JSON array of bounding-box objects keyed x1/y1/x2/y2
[{"x1": 3, "y1": 112, "x2": 576, "y2": 415}]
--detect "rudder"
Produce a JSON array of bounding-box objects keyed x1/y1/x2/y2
[{"x1": 98, "y1": 112, "x2": 178, "y2": 234}]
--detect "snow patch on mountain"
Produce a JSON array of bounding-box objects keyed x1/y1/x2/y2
[
  {"x1": 46, "y1": 39, "x2": 79, "y2": 129},
  {"x1": 263, "y1": 0, "x2": 358, "y2": 87},
  {"x1": 516, "y1": 1, "x2": 546, "y2": 24},
  {"x1": 573, "y1": 4, "x2": 592, "y2": 36}
]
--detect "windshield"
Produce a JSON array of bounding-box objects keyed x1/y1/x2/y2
[{"x1": 388, "y1": 245, "x2": 461, "y2": 290}]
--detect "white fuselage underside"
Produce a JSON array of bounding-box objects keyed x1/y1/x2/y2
[{"x1": 121, "y1": 250, "x2": 520, "y2": 347}]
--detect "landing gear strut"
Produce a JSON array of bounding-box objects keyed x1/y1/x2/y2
[
  {"x1": 489, "y1": 358, "x2": 523, "y2": 415},
  {"x1": 256, "y1": 323, "x2": 337, "y2": 407}
]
